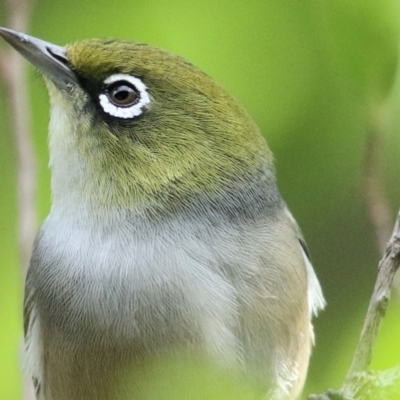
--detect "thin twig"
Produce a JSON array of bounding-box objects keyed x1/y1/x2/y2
[
  {"x1": 342, "y1": 211, "x2": 400, "y2": 394},
  {"x1": 309, "y1": 211, "x2": 400, "y2": 400}
]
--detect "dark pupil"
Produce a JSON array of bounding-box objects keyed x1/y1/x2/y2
[{"x1": 109, "y1": 83, "x2": 138, "y2": 106}]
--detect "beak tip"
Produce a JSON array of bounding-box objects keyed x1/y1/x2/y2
[
  {"x1": 0, "y1": 27, "x2": 77, "y2": 88},
  {"x1": 0, "y1": 27, "x2": 25, "y2": 45}
]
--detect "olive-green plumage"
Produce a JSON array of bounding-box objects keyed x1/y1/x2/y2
[
  {"x1": 0, "y1": 28, "x2": 325, "y2": 400},
  {"x1": 63, "y1": 40, "x2": 272, "y2": 210}
]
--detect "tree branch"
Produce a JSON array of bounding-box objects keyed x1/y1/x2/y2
[
  {"x1": 342, "y1": 210, "x2": 400, "y2": 390},
  {"x1": 309, "y1": 211, "x2": 400, "y2": 400}
]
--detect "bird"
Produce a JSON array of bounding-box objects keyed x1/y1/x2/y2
[{"x1": 0, "y1": 28, "x2": 325, "y2": 400}]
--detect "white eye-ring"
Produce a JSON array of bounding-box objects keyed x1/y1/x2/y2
[{"x1": 99, "y1": 74, "x2": 151, "y2": 119}]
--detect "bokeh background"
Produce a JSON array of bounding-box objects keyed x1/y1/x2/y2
[{"x1": 1, "y1": 0, "x2": 400, "y2": 399}]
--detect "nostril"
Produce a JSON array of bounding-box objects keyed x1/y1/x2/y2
[{"x1": 47, "y1": 47, "x2": 69, "y2": 66}]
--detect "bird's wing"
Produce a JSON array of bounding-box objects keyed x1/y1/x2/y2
[
  {"x1": 284, "y1": 208, "x2": 326, "y2": 318},
  {"x1": 23, "y1": 275, "x2": 42, "y2": 398},
  {"x1": 241, "y1": 208, "x2": 325, "y2": 399}
]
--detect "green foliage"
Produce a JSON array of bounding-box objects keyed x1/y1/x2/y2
[{"x1": 1, "y1": 1, "x2": 400, "y2": 399}]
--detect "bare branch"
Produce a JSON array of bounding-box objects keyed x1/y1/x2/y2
[
  {"x1": 343, "y1": 211, "x2": 400, "y2": 386},
  {"x1": 309, "y1": 366, "x2": 400, "y2": 400},
  {"x1": 309, "y1": 211, "x2": 400, "y2": 400},
  {"x1": 346, "y1": 212, "x2": 400, "y2": 381}
]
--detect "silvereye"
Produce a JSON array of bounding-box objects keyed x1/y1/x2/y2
[{"x1": 0, "y1": 28, "x2": 325, "y2": 400}]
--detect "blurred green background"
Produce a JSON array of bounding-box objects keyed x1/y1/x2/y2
[{"x1": 1, "y1": 0, "x2": 400, "y2": 399}]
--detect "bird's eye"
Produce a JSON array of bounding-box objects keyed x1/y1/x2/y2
[
  {"x1": 99, "y1": 74, "x2": 151, "y2": 119},
  {"x1": 107, "y1": 82, "x2": 138, "y2": 107}
]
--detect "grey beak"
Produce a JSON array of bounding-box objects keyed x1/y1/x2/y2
[{"x1": 0, "y1": 27, "x2": 78, "y2": 89}]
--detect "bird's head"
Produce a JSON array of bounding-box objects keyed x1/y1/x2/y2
[{"x1": 0, "y1": 29, "x2": 275, "y2": 215}]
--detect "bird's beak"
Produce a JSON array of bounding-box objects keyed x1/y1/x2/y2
[{"x1": 0, "y1": 27, "x2": 78, "y2": 89}]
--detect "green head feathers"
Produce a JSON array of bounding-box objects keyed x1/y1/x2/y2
[
  {"x1": 64, "y1": 39, "x2": 272, "y2": 208},
  {"x1": 0, "y1": 29, "x2": 277, "y2": 213}
]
